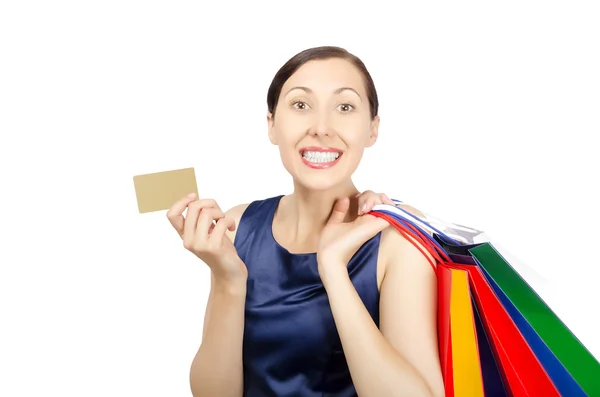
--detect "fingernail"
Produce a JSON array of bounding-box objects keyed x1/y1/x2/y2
[{"x1": 187, "y1": 193, "x2": 196, "y2": 199}]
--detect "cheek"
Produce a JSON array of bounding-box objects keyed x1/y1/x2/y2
[
  {"x1": 276, "y1": 130, "x2": 303, "y2": 150},
  {"x1": 274, "y1": 116, "x2": 308, "y2": 145},
  {"x1": 272, "y1": 128, "x2": 302, "y2": 163},
  {"x1": 336, "y1": 119, "x2": 371, "y2": 146}
]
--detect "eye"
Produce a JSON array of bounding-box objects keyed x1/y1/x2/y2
[
  {"x1": 291, "y1": 101, "x2": 310, "y2": 111},
  {"x1": 337, "y1": 103, "x2": 354, "y2": 113}
]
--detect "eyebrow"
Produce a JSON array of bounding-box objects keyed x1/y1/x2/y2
[{"x1": 285, "y1": 86, "x2": 362, "y2": 100}]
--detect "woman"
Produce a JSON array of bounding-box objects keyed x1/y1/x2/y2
[{"x1": 167, "y1": 46, "x2": 444, "y2": 397}]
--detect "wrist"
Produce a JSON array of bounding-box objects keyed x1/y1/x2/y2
[
  {"x1": 213, "y1": 275, "x2": 247, "y2": 297},
  {"x1": 318, "y1": 262, "x2": 350, "y2": 290}
]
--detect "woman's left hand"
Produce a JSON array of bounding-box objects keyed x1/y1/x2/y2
[
  {"x1": 317, "y1": 196, "x2": 391, "y2": 286},
  {"x1": 355, "y1": 190, "x2": 395, "y2": 215}
]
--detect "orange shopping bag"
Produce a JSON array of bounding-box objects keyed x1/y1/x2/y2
[{"x1": 438, "y1": 265, "x2": 485, "y2": 396}]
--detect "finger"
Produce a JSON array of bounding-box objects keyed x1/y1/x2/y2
[
  {"x1": 357, "y1": 195, "x2": 366, "y2": 215},
  {"x1": 183, "y1": 200, "x2": 203, "y2": 242},
  {"x1": 184, "y1": 199, "x2": 223, "y2": 238},
  {"x1": 196, "y1": 207, "x2": 226, "y2": 239},
  {"x1": 359, "y1": 195, "x2": 377, "y2": 215},
  {"x1": 328, "y1": 197, "x2": 349, "y2": 225},
  {"x1": 365, "y1": 196, "x2": 377, "y2": 213},
  {"x1": 210, "y1": 216, "x2": 236, "y2": 246},
  {"x1": 382, "y1": 193, "x2": 395, "y2": 205},
  {"x1": 166, "y1": 193, "x2": 197, "y2": 237},
  {"x1": 194, "y1": 198, "x2": 222, "y2": 212},
  {"x1": 355, "y1": 190, "x2": 371, "y2": 198}
]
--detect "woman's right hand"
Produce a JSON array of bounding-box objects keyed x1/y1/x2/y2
[{"x1": 167, "y1": 193, "x2": 248, "y2": 283}]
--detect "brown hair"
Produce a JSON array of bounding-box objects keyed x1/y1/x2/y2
[{"x1": 267, "y1": 46, "x2": 379, "y2": 119}]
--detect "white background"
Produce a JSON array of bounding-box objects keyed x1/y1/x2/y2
[{"x1": 1, "y1": 1, "x2": 599, "y2": 396}]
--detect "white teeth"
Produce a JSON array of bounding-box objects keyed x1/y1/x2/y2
[{"x1": 302, "y1": 151, "x2": 340, "y2": 163}]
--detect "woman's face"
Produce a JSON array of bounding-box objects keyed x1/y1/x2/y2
[{"x1": 268, "y1": 58, "x2": 379, "y2": 191}]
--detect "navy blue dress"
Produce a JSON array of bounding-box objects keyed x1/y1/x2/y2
[{"x1": 234, "y1": 195, "x2": 382, "y2": 397}]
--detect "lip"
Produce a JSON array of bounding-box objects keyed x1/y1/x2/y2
[
  {"x1": 299, "y1": 146, "x2": 343, "y2": 169},
  {"x1": 299, "y1": 146, "x2": 343, "y2": 154}
]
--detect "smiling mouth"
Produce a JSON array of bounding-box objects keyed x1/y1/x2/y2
[{"x1": 299, "y1": 147, "x2": 343, "y2": 169}]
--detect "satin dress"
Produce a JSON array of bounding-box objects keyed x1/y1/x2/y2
[{"x1": 234, "y1": 195, "x2": 382, "y2": 397}]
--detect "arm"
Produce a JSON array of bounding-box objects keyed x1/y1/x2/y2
[
  {"x1": 189, "y1": 204, "x2": 249, "y2": 397},
  {"x1": 190, "y1": 275, "x2": 246, "y2": 397},
  {"x1": 323, "y1": 228, "x2": 444, "y2": 397}
]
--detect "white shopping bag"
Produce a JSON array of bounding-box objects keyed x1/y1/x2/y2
[{"x1": 372, "y1": 201, "x2": 549, "y2": 290}]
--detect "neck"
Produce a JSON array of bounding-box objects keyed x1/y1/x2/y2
[{"x1": 279, "y1": 179, "x2": 360, "y2": 247}]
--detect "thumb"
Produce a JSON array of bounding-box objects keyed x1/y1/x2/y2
[
  {"x1": 327, "y1": 197, "x2": 349, "y2": 225},
  {"x1": 382, "y1": 194, "x2": 395, "y2": 205}
]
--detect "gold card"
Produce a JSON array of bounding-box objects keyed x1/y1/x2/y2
[{"x1": 133, "y1": 167, "x2": 198, "y2": 213}]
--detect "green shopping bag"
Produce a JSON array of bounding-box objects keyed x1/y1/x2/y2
[{"x1": 468, "y1": 242, "x2": 600, "y2": 396}]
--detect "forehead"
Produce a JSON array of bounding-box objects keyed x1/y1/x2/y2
[{"x1": 282, "y1": 58, "x2": 366, "y2": 95}]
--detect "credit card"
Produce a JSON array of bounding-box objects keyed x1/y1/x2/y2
[{"x1": 133, "y1": 167, "x2": 198, "y2": 213}]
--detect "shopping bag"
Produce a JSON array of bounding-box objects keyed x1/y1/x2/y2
[
  {"x1": 370, "y1": 206, "x2": 562, "y2": 396},
  {"x1": 436, "y1": 237, "x2": 596, "y2": 396},
  {"x1": 448, "y1": 255, "x2": 508, "y2": 397},
  {"x1": 437, "y1": 264, "x2": 485, "y2": 396},
  {"x1": 373, "y1": 202, "x2": 600, "y2": 396},
  {"x1": 470, "y1": 291, "x2": 508, "y2": 397}
]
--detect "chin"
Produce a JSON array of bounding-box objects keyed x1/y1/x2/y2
[
  {"x1": 290, "y1": 163, "x2": 357, "y2": 192},
  {"x1": 279, "y1": 149, "x2": 360, "y2": 192},
  {"x1": 293, "y1": 174, "x2": 346, "y2": 191}
]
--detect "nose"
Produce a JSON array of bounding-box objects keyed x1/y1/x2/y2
[{"x1": 307, "y1": 112, "x2": 334, "y2": 137}]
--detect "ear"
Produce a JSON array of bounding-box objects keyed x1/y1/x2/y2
[
  {"x1": 267, "y1": 112, "x2": 277, "y2": 145},
  {"x1": 365, "y1": 115, "x2": 380, "y2": 148}
]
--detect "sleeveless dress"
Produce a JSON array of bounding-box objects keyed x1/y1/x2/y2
[{"x1": 233, "y1": 195, "x2": 382, "y2": 397}]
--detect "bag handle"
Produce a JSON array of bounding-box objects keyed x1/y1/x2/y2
[
  {"x1": 371, "y1": 211, "x2": 451, "y2": 275},
  {"x1": 371, "y1": 206, "x2": 454, "y2": 258},
  {"x1": 372, "y1": 212, "x2": 441, "y2": 273},
  {"x1": 373, "y1": 201, "x2": 462, "y2": 246}
]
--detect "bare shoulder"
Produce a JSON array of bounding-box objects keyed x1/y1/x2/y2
[
  {"x1": 379, "y1": 226, "x2": 413, "y2": 266},
  {"x1": 224, "y1": 202, "x2": 251, "y2": 243},
  {"x1": 375, "y1": 202, "x2": 430, "y2": 287},
  {"x1": 378, "y1": 200, "x2": 428, "y2": 255},
  {"x1": 377, "y1": 206, "x2": 436, "y2": 278},
  {"x1": 226, "y1": 202, "x2": 251, "y2": 218},
  {"x1": 396, "y1": 202, "x2": 426, "y2": 219}
]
